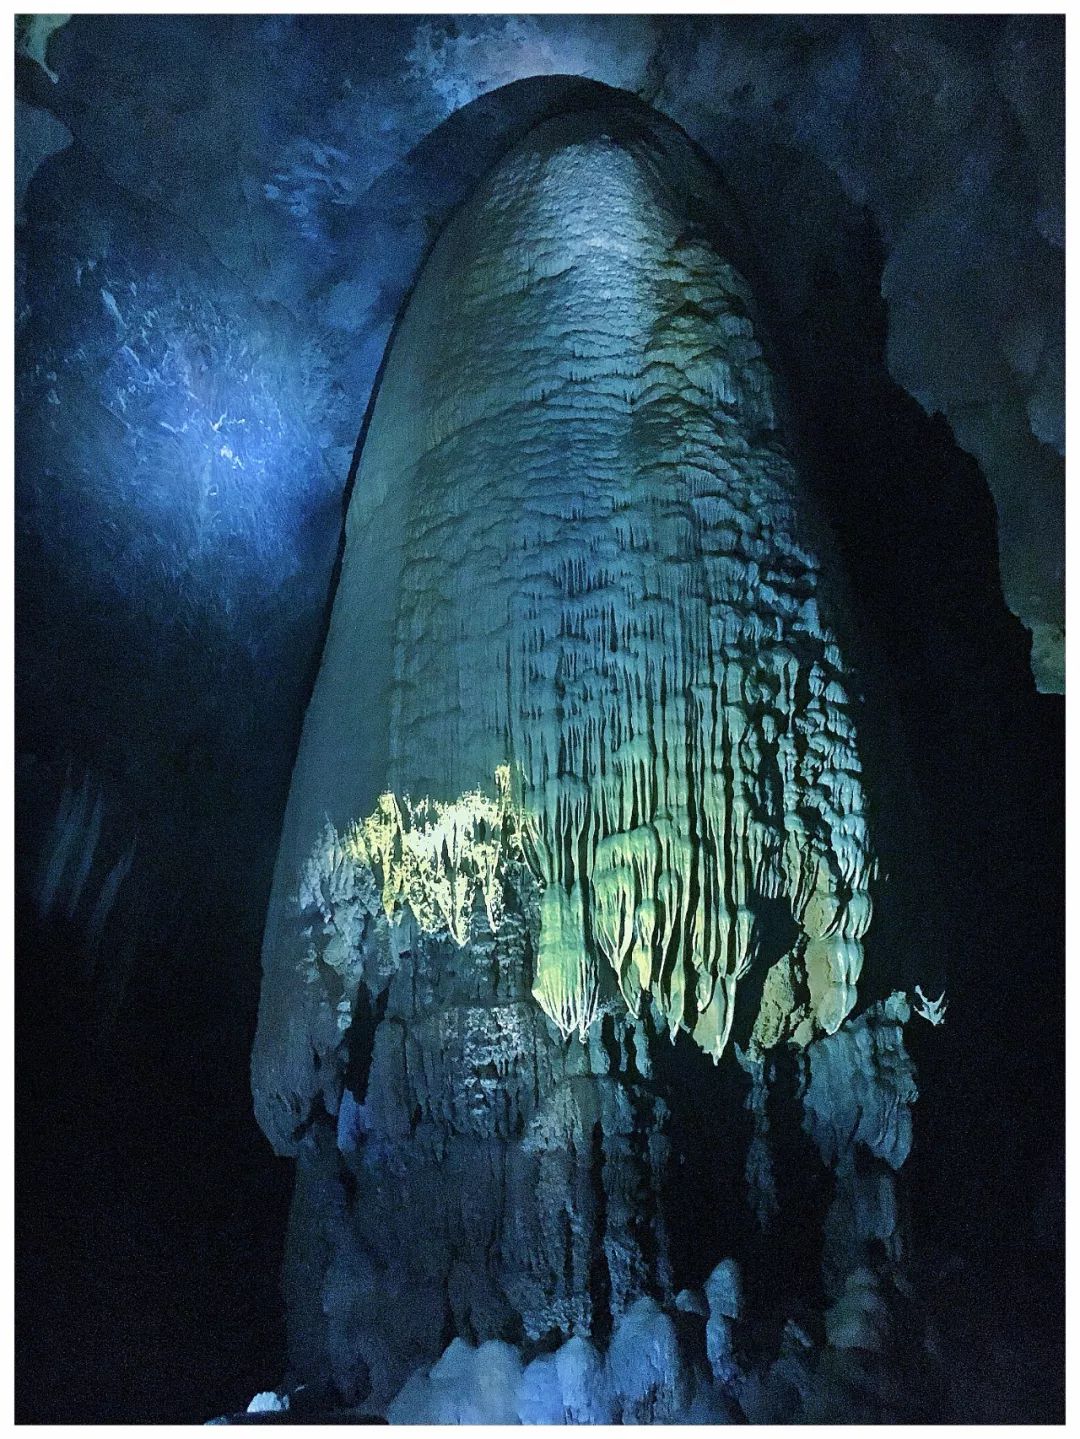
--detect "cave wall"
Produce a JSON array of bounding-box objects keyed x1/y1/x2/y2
[{"x1": 19, "y1": 14, "x2": 1063, "y2": 690}]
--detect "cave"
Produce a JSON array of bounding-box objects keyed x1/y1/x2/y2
[{"x1": 15, "y1": 15, "x2": 1064, "y2": 1425}]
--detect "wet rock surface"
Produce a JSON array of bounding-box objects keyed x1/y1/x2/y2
[{"x1": 254, "y1": 110, "x2": 940, "y2": 1422}]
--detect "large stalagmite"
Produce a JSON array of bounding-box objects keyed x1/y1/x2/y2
[{"x1": 252, "y1": 104, "x2": 882, "y2": 1409}]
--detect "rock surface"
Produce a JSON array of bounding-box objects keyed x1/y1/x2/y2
[
  {"x1": 253, "y1": 106, "x2": 915, "y2": 1418},
  {"x1": 14, "y1": 17, "x2": 1063, "y2": 1426},
  {"x1": 31, "y1": 15, "x2": 1064, "y2": 688},
  {"x1": 254, "y1": 105, "x2": 876, "y2": 1159}
]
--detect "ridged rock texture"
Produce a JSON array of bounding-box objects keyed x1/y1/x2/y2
[{"x1": 253, "y1": 106, "x2": 901, "y2": 1417}]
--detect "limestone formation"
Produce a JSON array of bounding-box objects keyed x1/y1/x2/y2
[
  {"x1": 255, "y1": 104, "x2": 876, "y2": 1157},
  {"x1": 252, "y1": 102, "x2": 894, "y2": 1416}
]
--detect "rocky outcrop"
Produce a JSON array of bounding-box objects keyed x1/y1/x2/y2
[{"x1": 282, "y1": 903, "x2": 672, "y2": 1410}]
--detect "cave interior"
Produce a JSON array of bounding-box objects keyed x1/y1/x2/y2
[{"x1": 14, "y1": 13, "x2": 1064, "y2": 1425}]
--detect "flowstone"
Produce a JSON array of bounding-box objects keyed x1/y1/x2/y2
[{"x1": 252, "y1": 102, "x2": 918, "y2": 1419}]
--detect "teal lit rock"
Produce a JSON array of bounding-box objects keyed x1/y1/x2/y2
[
  {"x1": 251, "y1": 102, "x2": 911, "y2": 1421},
  {"x1": 254, "y1": 106, "x2": 877, "y2": 1157}
]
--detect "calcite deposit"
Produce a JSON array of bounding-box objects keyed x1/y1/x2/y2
[
  {"x1": 252, "y1": 104, "x2": 904, "y2": 1419},
  {"x1": 255, "y1": 106, "x2": 874, "y2": 1151}
]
